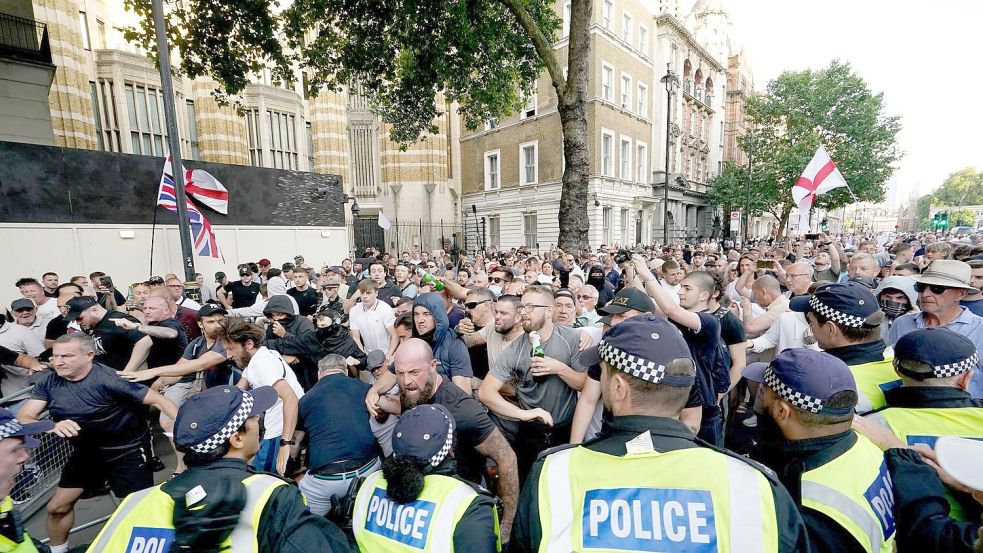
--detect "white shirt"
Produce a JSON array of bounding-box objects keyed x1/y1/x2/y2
[
  {"x1": 18, "y1": 318, "x2": 46, "y2": 343},
  {"x1": 36, "y1": 298, "x2": 59, "y2": 325},
  {"x1": 177, "y1": 296, "x2": 202, "y2": 311},
  {"x1": 749, "y1": 311, "x2": 820, "y2": 355},
  {"x1": 660, "y1": 281, "x2": 682, "y2": 305},
  {"x1": 242, "y1": 346, "x2": 304, "y2": 440},
  {"x1": 349, "y1": 300, "x2": 396, "y2": 353},
  {"x1": 0, "y1": 321, "x2": 44, "y2": 397}
]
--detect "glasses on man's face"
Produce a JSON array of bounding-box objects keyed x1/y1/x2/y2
[
  {"x1": 490, "y1": 277, "x2": 505, "y2": 284},
  {"x1": 14, "y1": 308, "x2": 34, "y2": 314},
  {"x1": 576, "y1": 295, "x2": 594, "y2": 301},
  {"x1": 464, "y1": 300, "x2": 490, "y2": 310},
  {"x1": 518, "y1": 303, "x2": 550, "y2": 313},
  {"x1": 914, "y1": 282, "x2": 949, "y2": 295}
]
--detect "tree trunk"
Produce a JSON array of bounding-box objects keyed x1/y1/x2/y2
[{"x1": 777, "y1": 203, "x2": 794, "y2": 240}]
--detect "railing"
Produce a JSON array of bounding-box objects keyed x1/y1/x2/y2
[
  {"x1": 0, "y1": 12, "x2": 51, "y2": 64},
  {"x1": 349, "y1": 218, "x2": 464, "y2": 256}
]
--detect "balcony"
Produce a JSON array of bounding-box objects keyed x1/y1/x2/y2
[
  {"x1": 0, "y1": 12, "x2": 51, "y2": 65},
  {"x1": 681, "y1": 80, "x2": 714, "y2": 112}
]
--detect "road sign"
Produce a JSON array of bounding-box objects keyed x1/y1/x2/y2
[{"x1": 730, "y1": 210, "x2": 741, "y2": 232}]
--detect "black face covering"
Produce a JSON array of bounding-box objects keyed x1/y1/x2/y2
[{"x1": 879, "y1": 299, "x2": 910, "y2": 319}]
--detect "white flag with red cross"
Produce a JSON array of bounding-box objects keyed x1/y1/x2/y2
[{"x1": 792, "y1": 145, "x2": 848, "y2": 209}]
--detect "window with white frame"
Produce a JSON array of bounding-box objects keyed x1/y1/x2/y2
[
  {"x1": 602, "y1": 0, "x2": 614, "y2": 30},
  {"x1": 637, "y1": 83, "x2": 648, "y2": 117},
  {"x1": 245, "y1": 108, "x2": 263, "y2": 166},
  {"x1": 524, "y1": 213, "x2": 538, "y2": 249},
  {"x1": 484, "y1": 118, "x2": 498, "y2": 131},
  {"x1": 563, "y1": 2, "x2": 571, "y2": 38},
  {"x1": 186, "y1": 100, "x2": 199, "y2": 160},
  {"x1": 601, "y1": 63, "x2": 614, "y2": 102},
  {"x1": 620, "y1": 136, "x2": 632, "y2": 179},
  {"x1": 636, "y1": 141, "x2": 648, "y2": 183},
  {"x1": 79, "y1": 11, "x2": 91, "y2": 50},
  {"x1": 620, "y1": 73, "x2": 632, "y2": 110},
  {"x1": 124, "y1": 83, "x2": 167, "y2": 156},
  {"x1": 91, "y1": 79, "x2": 120, "y2": 152},
  {"x1": 306, "y1": 122, "x2": 314, "y2": 169},
  {"x1": 621, "y1": 208, "x2": 629, "y2": 244},
  {"x1": 621, "y1": 12, "x2": 632, "y2": 44},
  {"x1": 603, "y1": 207, "x2": 612, "y2": 244},
  {"x1": 638, "y1": 25, "x2": 648, "y2": 56},
  {"x1": 521, "y1": 88, "x2": 537, "y2": 118},
  {"x1": 267, "y1": 110, "x2": 299, "y2": 170},
  {"x1": 484, "y1": 150, "x2": 500, "y2": 190},
  {"x1": 519, "y1": 141, "x2": 538, "y2": 185},
  {"x1": 601, "y1": 130, "x2": 614, "y2": 177},
  {"x1": 488, "y1": 216, "x2": 501, "y2": 248}
]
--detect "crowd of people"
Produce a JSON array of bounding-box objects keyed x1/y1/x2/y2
[{"x1": 0, "y1": 229, "x2": 982, "y2": 552}]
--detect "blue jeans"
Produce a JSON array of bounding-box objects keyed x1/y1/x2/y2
[{"x1": 251, "y1": 437, "x2": 280, "y2": 473}]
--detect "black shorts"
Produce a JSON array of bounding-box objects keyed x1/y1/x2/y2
[{"x1": 59, "y1": 444, "x2": 154, "y2": 497}]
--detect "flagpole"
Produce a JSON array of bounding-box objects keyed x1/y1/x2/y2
[{"x1": 151, "y1": 0, "x2": 196, "y2": 288}]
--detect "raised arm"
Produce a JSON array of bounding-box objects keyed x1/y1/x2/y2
[{"x1": 631, "y1": 256, "x2": 702, "y2": 332}]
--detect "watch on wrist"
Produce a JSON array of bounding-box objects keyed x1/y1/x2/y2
[{"x1": 279, "y1": 439, "x2": 295, "y2": 446}]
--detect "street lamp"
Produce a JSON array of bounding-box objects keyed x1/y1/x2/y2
[
  {"x1": 744, "y1": 129, "x2": 754, "y2": 243},
  {"x1": 660, "y1": 65, "x2": 679, "y2": 246}
]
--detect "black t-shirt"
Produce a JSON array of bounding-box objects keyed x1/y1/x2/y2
[
  {"x1": 713, "y1": 308, "x2": 747, "y2": 347},
  {"x1": 467, "y1": 325, "x2": 490, "y2": 380},
  {"x1": 429, "y1": 382, "x2": 496, "y2": 484},
  {"x1": 90, "y1": 311, "x2": 145, "y2": 370},
  {"x1": 377, "y1": 282, "x2": 403, "y2": 307},
  {"x1": 287, "y1": 287, "x2": 320, "y2": 317},
  {"x1": 45, "y1": 314, "x2": 70, "y2": 341},
  {"x1": 298, "y1": 374, "x2": 377, "y2": 472},
  {"x1": 0, "y1": 346, "x2": 17, "y2": 366},
  {"x1": 31, "y1": 363, "x2": 150, "y2": 450},
  {"x1": 223, "y1": 281, "x2": 261, "y2": 308},
  {"x1": 146, "y1": 318, "x2": 189, "y2": 374},
  {"x1": 182, "y1": 337, "x2": 238, "y2": 389},
  {"x1": 673, "y1": 313, "x2": 724, "y2": 410}
]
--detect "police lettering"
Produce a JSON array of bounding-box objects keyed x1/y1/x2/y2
[
  {"x1": 863, "y1": 461, "x2": 896, "y2": 538},
  {"x1": 582, "y1": 488, "x2": 717, "y2": 552},
  {"x1": 125, "y1": 528, "x2": 174, "y2": 553},
  {"x1": 364, "y1": 488, "x2": 435, "y2": 548}
]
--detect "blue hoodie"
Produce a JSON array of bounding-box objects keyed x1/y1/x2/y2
[{"x1": 412, "y1": 293, "x2": 473, "y2": 381}]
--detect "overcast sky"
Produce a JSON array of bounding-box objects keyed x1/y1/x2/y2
[{"x1": 726, "y1": 1, "x2": 983, "y2": 207}]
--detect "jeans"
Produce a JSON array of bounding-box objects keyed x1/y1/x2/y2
[{"x1": 251, "y1": 437, "x2": 281, "y2": 473}]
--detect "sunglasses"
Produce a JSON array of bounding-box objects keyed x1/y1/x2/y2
[
  {"x1": 14, "y1": 308, "x2": 35, "y2": 313},
  {"x1": 914, "y1": 282, "x2": 949, "y2": 295},
  {"x1": 464, "y1": 300, "x2": 490, "y2": 310},
  {"x1": 490, "y1": 277, "x2": 506, "y2": 284}
]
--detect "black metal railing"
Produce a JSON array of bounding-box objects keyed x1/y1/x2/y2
[{"x1": 0, "y1": 12, "x2": 51, "y2": 64}]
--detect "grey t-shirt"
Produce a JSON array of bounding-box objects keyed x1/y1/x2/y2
[{"x1": 489, "y1": 324, "x2": 586, "y2": 425}]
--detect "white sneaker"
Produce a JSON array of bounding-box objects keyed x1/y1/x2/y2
[{"x1": 742, "y1": 415, "x2": 758, "y2": 428}]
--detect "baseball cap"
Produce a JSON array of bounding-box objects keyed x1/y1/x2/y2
[
  {"x1": 64, "y1": 296, "x2": 98, "y2": 320},
  {"x1": 392, "y1": 404, "x2": 455, "y2": 467},
  {"x1": 743, "y1": 349, "x2": 857, "y2": 415},
  {"x1": 293, "y1": 255, "x2": 305, "y2": 264},
  {"x1": 174, "y1": 385, "x2": 277, "y2": 453},
  {"x1": 281, "y1": 262, "x2": 295, "y2": 272},
  {"x1": 365, "y1": 350, "x2": 386, "y2": 371},
  {"x1": 214, "y1": 271, "x2": 226, "y2": 283},
  {"x1": 789, "y1": 282, "x2": 880, "y2": 328},
  {"x1": 257, "y1": 258, "x2": 271, "y2": 267},
  {"x1": 148, "y1": 276, "x2": 165, "y2": 286},
  {"x1": 598, "y1": 287, "x2": 655, "y2": 316},
  {"x1": 198, "y1": 304, "x2": 228, "y2": 318},
  {"x1": 554, "y1": 288, "x2": 575, "y2": 302},
  {"x1": 893, "y1": 328, "x2": 978, "y2": 380},
  {"x1": 238, "y1": 266, "x2": 251, "y2": 277},
  {"x1": 580, "y1": 315, "x2": 695, "y2": 387},
  {"x1": 10, "y1": 298, "x2": 35, "y2": 311},
  {"x1": 936, "y1": 437, "x2": 983, "y2": 492},
  {"x1": 327, "y1": 266, "x2": 347, "y2": 276},
  {"x1": 0, "y1": 407, "x2": 53, "y2": 448}
]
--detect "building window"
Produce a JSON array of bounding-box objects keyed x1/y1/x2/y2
[
  {"x1": 602, "y1": 0, "x2": 613, "y2": 30},
  {"x1": 98, "y1": 80, "x2": 120, "y2": 151},
  {"x1": 267, "y1": 110, "x2": 299, "y2": 170},
  {"x1": 636, "y1": 141, "x2": 648, "y2": 183},
  {"x1": 484, "y1": 150, "x2": 500, "y2": 190},
  {"x1": 621, "y1": 12, "x2": 632, "y2": 44},
  {"x1": 621, "y1": 208, "x2": 630, "y2": 244},
  {"x1": 638, "y1": 25, "x2": 648, "y2": 56},
  {"x1": 601, "y1": 129, "x2": 614, "y2": 177},
  {"x1": 620, "y1": 73, "x2": 632, "y2": 110},
  {"x1": 484, "y1": 118, "x2": 498, "y2": 131},
  {"x1": 562, "y1": 2, "x2": 571, "y2": 38},
  {"x1": 124, "y1": 83, "x2": 167, "y2": 156},
  {"x1": 95, "y1": 19, "x2": 106, "y2": 49},
  {"x1": 521, "y1": 88, "x2": 537, "y2": 119},
  {"x1": 603, "y1": 207, "x2": 612, "y2": 245},
  {"x1": 519, "y1": 141, "x2": 538, "y2": 185},
  {"x1": 245, "y1": 108, "x2": 263, "y2": 166},
  {"x1": 637, "y1": 83, "x2": 648, "y2": 117},
  {"x1": 620, "y1": 136, "x2": 632, "y2": 180},
  {"x1": 79, "y1": 11, "x2": 91, "y2": 50},
  {"x1": 302, "y1": 72, "x2": 310, "y2": 100},
  {"x1": 185, "y1": 100, "x2": 199, "y2": 160},
  {"x1": 89, "y1": 82, "x2": 104, "y2": 151},
  {"x1": 306, "y1": 122, "x2": 314, "y2": 170},
  {"x1": 601, "y1": 63, "x2": 614, "y2": 102},
  {"x1": 488, "y1": 215, "x2": 501, "y2": 247},
  {"x1": 524, "y1": 213, "x2": 538, "y2": 249}
]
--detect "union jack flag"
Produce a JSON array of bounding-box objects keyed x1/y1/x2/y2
[{"x1": 157, "y1": 162, "x2": 224, "y2": 260}]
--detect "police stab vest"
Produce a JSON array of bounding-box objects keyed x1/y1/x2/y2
[
  {"x1": 0, "y1": 497, "x2": 38, "y2": 553},
  {"x1": 85, "y1": 473, "x2": 286, "y2": 553},
  {"x1": 536, "y1": 445, "x2": 780, "y2": 553},
  {"x1": 850, "y1": 358, "x2": 901, "y2": 414},
  {"x1": 801, "y1": 433, "x2": 895, "y2": 553},
  {"x1": 352, "y1": 471, "x2": 499, "y2": 552},
  {"x1": 867, "y1": 405, "x2": 983, "y2": 521}
]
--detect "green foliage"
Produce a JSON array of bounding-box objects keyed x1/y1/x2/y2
[
  {"x1": 913, "y1": 168, "x2": 983, "y2": 229},
  {"x1": 123, "y1": 0, "x2": 559, "y2": 144},
  {"x1": 711, "y1": 60, "x2": 902, "y2": 224},
  {"x1": 949, "y1": 208, "x2": 976, "y2": 227}
]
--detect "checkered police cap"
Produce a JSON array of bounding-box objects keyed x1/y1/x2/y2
[
  {"x1": 932, "y1": 352, "x2": 979, "y2": 379},
  {"x1": 764, "y1": 367, "x2": 826, "y2": 414},
  {"x1": 429, "y1": 412, "x2": 455, "y2": 467},
  {"x1": 598, "y1": 340, "x2": 667, "y2": 384},
  {"x1": 808, "y1": 294, "x2": 866, "y2": 328},
  {"x1": 894, "y1": 328, "x2": 979, "y2": 381},
  {"x1": 0, "y1": 419, "x2": 24, "y2": 441},
  {"x1": 190, "y1": 394, "x2": 254, "y2": 453}
]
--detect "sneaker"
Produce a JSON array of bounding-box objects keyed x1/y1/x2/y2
[{"x1": 742, "y1": 415, "x2": 758, "y2": 428}]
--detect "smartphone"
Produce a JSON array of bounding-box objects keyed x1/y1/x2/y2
[
  {"x1": 756, "y1": 260, "x2": 772, "y2": 270},
  {"x1": 99, "y1": 275, "x2": 114, "y2": 289},
  {"x1": 804, "y1": 233, "x2": 820, "y2": 240}
]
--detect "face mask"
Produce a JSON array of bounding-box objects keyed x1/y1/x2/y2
[
  {"x1": 489, "y1": 285, "x2": 502, "y2": 297},
  {"x1": 879, "y1": 299, "x2": 910, "y2": 319}
]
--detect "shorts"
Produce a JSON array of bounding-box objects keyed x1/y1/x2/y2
[
  {"x1": 161, "y1": 381, "x2": 198, "y2": 421},
  {"x1": 59, "y1": 444, "x2": 154, "y2": 497}
]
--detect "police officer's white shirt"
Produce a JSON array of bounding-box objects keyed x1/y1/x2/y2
[{"x1": 242, "y1": 346, "x2": 305, "y2": 440}]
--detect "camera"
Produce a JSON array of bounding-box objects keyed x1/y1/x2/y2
[{"x1": 613, "y1": 249, "x2": 633, "y2": 265}]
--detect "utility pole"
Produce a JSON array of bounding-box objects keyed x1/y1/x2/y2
[{"x1": 151, "y1": 0, "x2": 197, "y2": 291}]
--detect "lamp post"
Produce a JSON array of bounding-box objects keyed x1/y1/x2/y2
[
  {"x1": 744, "y1": 129, "x2": 754, "y2": 243},
  {"x1": 660, "y1": 65, "x2": 679, "y2": 246}
]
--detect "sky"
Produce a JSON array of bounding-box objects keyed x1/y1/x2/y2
[{"x1": 725, "y1": 1, "x2": 983, "y2": 207}]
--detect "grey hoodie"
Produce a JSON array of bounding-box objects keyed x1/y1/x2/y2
[{"x1": 875, "y1": 276, "x2": 918, "y2": 341}]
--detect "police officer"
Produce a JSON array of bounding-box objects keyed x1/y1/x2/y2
[
  {"x1": 745, "y1": 349, "x2": 897, "y2": 553},
  {"x1": 865, "y1": 328, "x2": 982, "y2": 521},
  {"x1": 510, "y1": 315, "x2": 808, "y2": 553},
  {"x1": 352, "y1": 404, "x2": 500, "y2": 552},
  {"x1": 86, "y1": 385, "x2": 350, "y2": 552},
  {"x1": 0, "y1": 408, "x2": 53, "y2": 553},
  {"x1": 789, "y1": 282, "x2": 899, "y2": 414}
]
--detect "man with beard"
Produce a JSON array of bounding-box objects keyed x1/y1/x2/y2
[
  {"x1": 66, "y1": 296, "x2": 151, "y2": 373},
  {"x1": 366, "y1": 338, "x2": 520, "y2": 543},
  {"x1": 410, "y1": 293, "x2": 472, "y2": 392},
  {"x1": 394, "y1": 264, "x2": 418, "y2": 299},
  {"x1": 478, "y1": 286, "x2": 587, "y2": 481},
  {"x1": 264, "y1": 306, "x2": 367, "y2": 390},
  {"x1": 455, "y1": 287, "x2": 497, "y2": 386},
  {"x1": 457, "y1": 294, "x2": 525, "y2": 379}
]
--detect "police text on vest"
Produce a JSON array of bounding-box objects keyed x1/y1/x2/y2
[{"x1": 582, "y1": 488, "x2": 717, "y2": 552}]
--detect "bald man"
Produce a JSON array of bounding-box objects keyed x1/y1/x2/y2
[
  {"x1": 366, "y1": 338, "x2": 520, "y2": 542},
  {"x1": 740, "y1": 275, "x2": 789, "y2": 338}
]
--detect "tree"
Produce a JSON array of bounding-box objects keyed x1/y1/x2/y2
[
  {"x1": 912, "y1": 168, "x2": 983, "y2": 230},
  {"x1": 949, "y1": 208, "x2": 977, "y2": 228},
  {"x1": 709, "y1": 60, "x2": 902, "y2": 235},
  {"x1": 124, "y1": 0, "x2": 596, "y2": 250}
]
